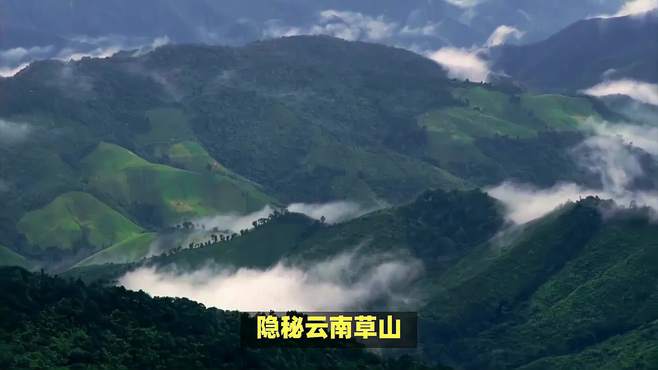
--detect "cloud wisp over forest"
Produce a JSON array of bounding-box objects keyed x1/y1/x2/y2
[
  {"x1": 120, "y1": 249, "x2": 423, "y2": 312},
  {"x1": 488, "y1": 115, "x2": 658, "y2": 224}
]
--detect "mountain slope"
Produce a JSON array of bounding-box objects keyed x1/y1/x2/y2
[
  {"x1": 74, "y1": 233, "x2": 157, "y2": 267},
  {"x1": 0, "y1": 36, "x2": 617, "y2": 268},
  {"x1": 420, "y1": 199, "x2": 658, "y2": 369},
  {"x1": 135, "y1": 189, "x2": 505, "y2": 275},
  {"x1": 0, "y1": 266, "x2": 448, "y2": 370},
  {"x1": 81, "y1": 142, "x2": 272, "y2": 226},
  {"x1": 17, "y1": 191, "x2": 145, "y2": 254},
  {"x1": 70, "y1": 192, "x2": 658, "y2": 369},
  {"x1": 113, "y1": 36, "x2": 603, "y2": 203},
  {"x1": 493, "y1": 11, "x2": 658, "y2": 90},
  {"x1": 0, "y1": 245, "x2": 29, "y2": 268}
]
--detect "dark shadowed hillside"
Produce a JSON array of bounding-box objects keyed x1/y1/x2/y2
[
  {"x1": 492, "y1": 10, "x2": 658, "y2": 90},
  {"x1": 0, "y1": 266, "x2": 449, "y2": 370}
]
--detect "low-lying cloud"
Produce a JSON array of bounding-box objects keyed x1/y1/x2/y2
[
  {"x1": 491, "y1": 120, "x2": 658, "y2": 220},
  {"x1": 488, "y1": 181, "x2": 658, "y2": 224},
  {"x1": 444, "y1": 0, "x2": 487, "y2": 8},
  {"x1": 427, "y1": 24, "x2": 524, "y2": 82},
  {"x1": 577, "y1": 134, "x2": 644, "y2": 193},
  {"x1": 264, "y1": 10, "x2": 397, "y2": 42},
  {"x1": 189, "y1": 201, "x2": 367, "y2": 235},
  {"x1": 486, "y1": 25, "x2": 525, "y2": 47},
  {"x1": 193, "y1": 206, "x2": 275, "y2": 234},
  {"x1": 119, "y1": 250, "x2": 423, "y2": 311},
  {"x1": 487, "y1": 182, "x2": 595, "y2": 224},
  {"x1": 583, "y1": 79, "x2": 658, "y2": 106},
  {"x1": 287, "y1": 201, "x2": 369, "y2": 224},
  {"x1": 0, "y1": 35, "x2": 170, "y2": 79},
  {"x1": 428, "y1": 47, "x2": 490, "y2": 82},
  {"x1": 0, "y1": 119, "x2": 32, "y2": 145},
  {"x1": 56, "y1": 46, "x2": 120, "y2": 62},
  {"x1": 0, "y1": 63, "x2": 30, "y2": 78},
  {"x1": 0, "y1": 45, "x2": 54, "y2": 77},
  {"x1": 0, "y1": 46, "x2": 54, "y2": 65},
  {"x1": 161, "y1": 202, "x2": 368, "y2": 256},
  {"x1": 613, "y1": 0, "x2": 658, "y2": 17},
  {"x1": 153, "y1": 207, "x2": 277, "y2": 256},
  {"x1": 584, "y1": 117, "x2": 658, "y2": 156},
  {"x1": 63, "y1": 34, "x2": 170, "y2": 61},
  {"x1": 488, "y1": 117, "x2": 658, "y2": 223}
]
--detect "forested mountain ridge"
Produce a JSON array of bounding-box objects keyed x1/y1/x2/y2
[
  {"x1": 66, "y1": 190, "x2": 658, "y2": 369},
  {"x1": 1, "y1": 3, "x2": 657, "y2": 369},
  {"x1": 0, "y1": 36, "x2": 615, "y2": 269},
  {"x1": 492, "y1": 10, "x2": 658, "y2": 90},
  {"x1": 0, "y1": 266, "x2": 450, "y2": 370}
]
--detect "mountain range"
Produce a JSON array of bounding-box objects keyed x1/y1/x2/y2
[
  {"x1": 2, "y1": 35, "x2": 634, "y2": 269},
  {"x1": 64, "y1": 189, "x2": 658, "y2": 369},
  {"x1": 0, "y1": 3, "x2": 657, "y2": 369},
  {"x1": 493, "y1": 10, "x2": 658, "y2": 90}
]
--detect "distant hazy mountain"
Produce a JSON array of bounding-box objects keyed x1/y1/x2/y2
[
  {"x1": 492, "y1": 10, "x2": 658, "y2": 90},
  {"x1": 0, "y1": 0, "x2": 625, "y2": 62}
]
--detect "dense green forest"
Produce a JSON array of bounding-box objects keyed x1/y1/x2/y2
[
  {"x1": 66, "y1": 192, "x2": 658, "y2": 369},
  {"x1": 0, "y1": 266, "x2": 451, "y2": 370}
]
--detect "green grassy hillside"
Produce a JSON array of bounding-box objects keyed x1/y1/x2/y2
[
  {"x1": 81, "y1": 142, "x2": 272, "y2": 226},
  {"x1": 419, "y1": 86, "x2": 602, "y2": 185},
  {"x1": 17, "y1": 192, "x2": 144, "y2": 254},
  {"x1": 0, "y1": 36, "x2": 639, "y2": 269},
  {"x1": 74, "y1": 233, "x2": 157, "y2": 267}
]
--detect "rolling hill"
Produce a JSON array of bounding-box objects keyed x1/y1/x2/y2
[
  {"x1": 81, "y1": 142, "x2": 272, "y2": 226},
  {"x1": 17, "y1": 191, "x2": 145, "y2": 254},
  {"x1": 0, "y1": 36, "x2": 638, "y2": 270}
]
